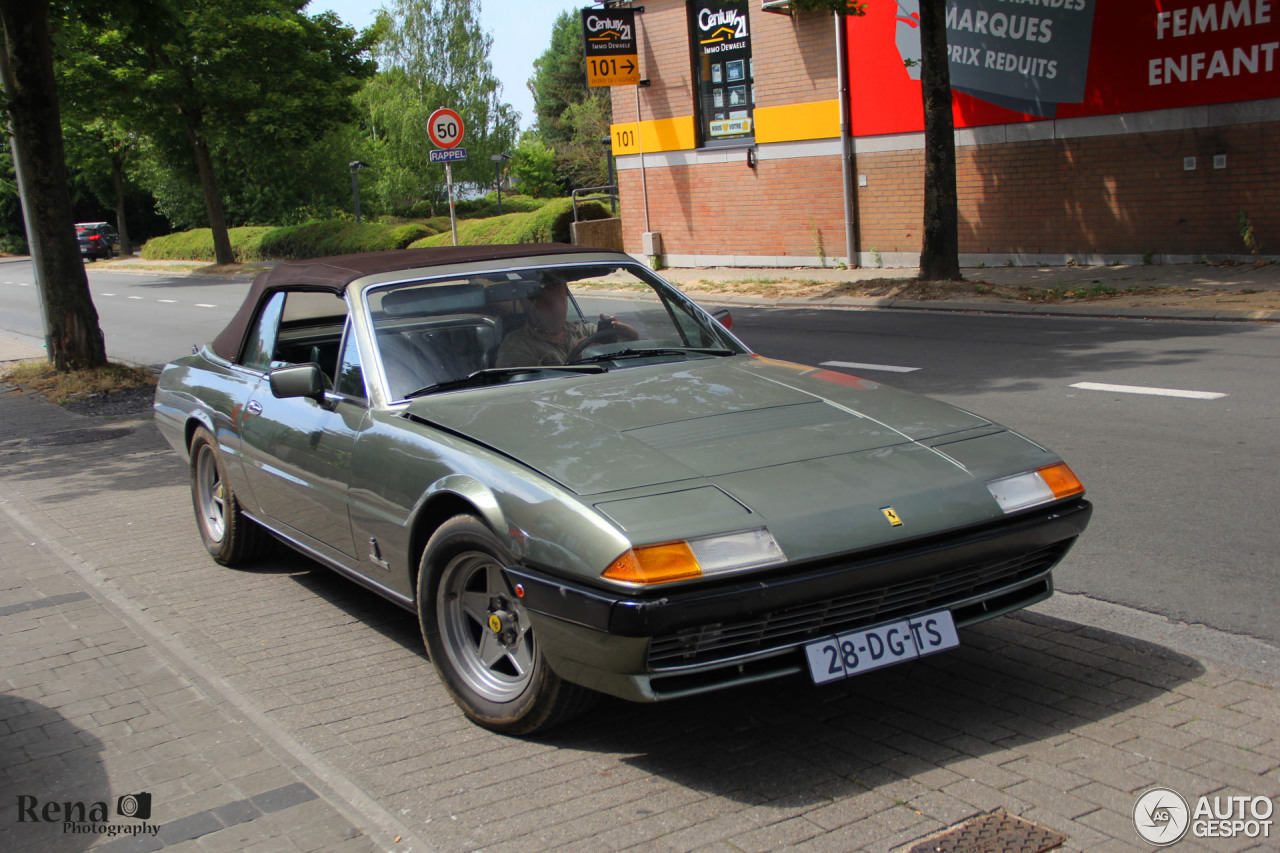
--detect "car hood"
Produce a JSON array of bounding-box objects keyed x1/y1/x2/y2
[{"x1": 404, "y1": 355, "x2": 994, "y2": 497}]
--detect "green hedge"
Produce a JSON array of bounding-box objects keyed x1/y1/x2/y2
[
  {"x1": 409, "y1": 198, "x2": 611, "y2": 248},
  {"x1": 255, "y1": 220, "x2": 431, "y2": 259},
  {"x1": 141, "y1": 227, "x2": 275, "y2": 262}
]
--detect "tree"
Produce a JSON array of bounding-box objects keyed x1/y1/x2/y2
[
  {"x1": 527, "y1": 10, "x2": 612, "y2": 190},
  {"x1": 509, "y1": 132, "x2": 557, "y2": 198},
  {"x1": 915, "y1": 0, "x2": 960, "y2": 280},
  {"x1": 0, "y1": 0, "x2": 107, "y2": 369},
  {"x1": 74, "y1": 1, "x2": 373, "y2": 263},
  {"x1": 356, "y1": 0, "x2": 518, "y2": 214},
  {"x1": 788, "y1": 0, "x2": 959, "y2": 279}
]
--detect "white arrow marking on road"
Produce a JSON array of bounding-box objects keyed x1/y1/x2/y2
[
  {"x1": 822, "y1": 360, "x2": 920, "y2": 373},
  {"x1": 1070, "y1": 381, "x2": 1226, "y2": 400}
]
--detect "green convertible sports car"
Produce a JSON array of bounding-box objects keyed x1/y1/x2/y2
[{"x1": 154, "y1": 244, "x2": 1092, "y2": 734}]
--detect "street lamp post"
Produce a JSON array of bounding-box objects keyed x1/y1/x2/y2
[
  {"x1": 489, "y1": 153, "x2": 511, "y2": 214},
  {"x1": 600, "y1": 135, "x2": 617, "y2": 214},
  {"x1": 349, "y1": 160, "x2": 370, "y2": 223}
]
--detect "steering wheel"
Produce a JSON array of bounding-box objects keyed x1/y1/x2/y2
[{"x1": 566, "y1": 322, "x2": 639, "y2": 362}]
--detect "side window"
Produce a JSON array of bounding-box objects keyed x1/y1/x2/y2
[
  {"x1": 336, "y1": 321, "x2": 367, "y2": 401},
  {"x1": 241, "y1": 291, "x2": 286, "y2": 371}
]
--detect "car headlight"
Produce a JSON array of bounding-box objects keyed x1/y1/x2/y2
[
  {"x1": 987, "y1": 463, "x2": 1084, "y2": 513},
  {"x1": 602, "y1": 528, "x2": 787, "y2": 585}
]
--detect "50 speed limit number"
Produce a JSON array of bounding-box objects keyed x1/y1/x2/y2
[{"x1": 428, "y1": 108, "x2": 464, "y2": 149}]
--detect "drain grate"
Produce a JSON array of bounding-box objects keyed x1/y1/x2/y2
[
  {"x1": 26, "y1": 427, "x2": 134, "y2": 447},
  {"x1": 909, "y1": 810, "x2": 1067, "y2": 853}
]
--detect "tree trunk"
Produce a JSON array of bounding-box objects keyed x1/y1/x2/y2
[
  {"x1": 916, "y1": 0, "x2": 961, "y2": 281},
  {"x1": 111, "y1": 154, "x2": 133, "y2": 256},
  {"x1": 186, "y1": 124, "x2": 234, "y2": 265},
  {"x1": 0, "y1": 0, "x2": 107, "y2": 369}
]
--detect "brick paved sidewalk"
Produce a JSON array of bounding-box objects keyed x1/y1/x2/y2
[{"x1": 1, "y1": 385, "x2": 1277, "y2": 853}]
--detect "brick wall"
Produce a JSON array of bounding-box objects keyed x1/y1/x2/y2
[
  {"x1": 620, "y1": 155, "x2": 846, "y2": 259},
  {"x1": 857, "y1": 121, "x2": 1280, "y2": 257}
]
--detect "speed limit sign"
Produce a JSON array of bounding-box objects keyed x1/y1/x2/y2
[{"x1": 427, "y1": 108, "x2": 464, "y2": 149}]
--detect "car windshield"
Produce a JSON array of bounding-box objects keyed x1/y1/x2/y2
[{"x1": 365, "y1": 262, "x2": 745, "y2": 400}]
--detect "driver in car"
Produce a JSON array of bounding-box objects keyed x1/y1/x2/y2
[{"x1": 496, "y1": 278, "x2": 635, "y2": 367}]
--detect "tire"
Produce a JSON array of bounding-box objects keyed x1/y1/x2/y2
[
  {"x1": 417, "y1": 515, "x2": 594, "y2": 735},
  {"x1": 188, "y1": 427, "x2": 270, "y2": 566}
]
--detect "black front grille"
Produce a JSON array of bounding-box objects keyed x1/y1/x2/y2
[{"x1": 646, "y1": 541, "x2": 1070, "y2": 669}]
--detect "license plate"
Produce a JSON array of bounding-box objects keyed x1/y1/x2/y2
[{"x1": 804, "y1": 611, "x2": 959, "y2": 685}]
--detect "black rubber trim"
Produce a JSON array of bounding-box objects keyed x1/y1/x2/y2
[{"x1": 504, "y1": 498, "x2": 1091, "y2": 637}]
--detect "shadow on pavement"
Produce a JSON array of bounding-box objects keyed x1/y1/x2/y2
[
  {"x1": 0, "y1": 695, "x2": 110, "y2": 853},
  {"x1": 547, "y1": 611, "x2": 1203, "y2": 807}
]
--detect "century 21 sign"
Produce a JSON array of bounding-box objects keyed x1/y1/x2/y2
[{"x1": 581, "y1": 8, "x2": 640, "y2": 87}]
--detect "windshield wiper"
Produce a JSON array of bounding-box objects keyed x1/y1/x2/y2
[
  {"x1": 570, "y1": 347, "x2": 736, "y2": 364},
  {"x1": 405, "y1": 365, "x2": 606, "y2": 399}
]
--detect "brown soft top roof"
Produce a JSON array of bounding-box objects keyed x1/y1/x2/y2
[{"x1": 211, "y1": 243, "x2": 611, "y2": 361}]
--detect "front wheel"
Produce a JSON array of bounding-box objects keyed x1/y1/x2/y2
[
  {"x1": 417, "y1": 515, "x2": 592, "y2": 735},
  {"x1": 189, "y1": 427, "x2": 269, "y2": 566}
]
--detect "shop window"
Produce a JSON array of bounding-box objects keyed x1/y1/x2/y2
[{"x1": 689, "y1": 0, "x2": 755, "y2": 148}]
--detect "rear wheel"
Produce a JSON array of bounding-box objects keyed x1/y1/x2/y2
[
  {"x1": 418, "y1": 515, "x2": 592, "y2": 735},
  {"x1": 189, "y1": 427, "x2": 269, "y2": 566}
]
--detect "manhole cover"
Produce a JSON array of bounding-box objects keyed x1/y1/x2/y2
[
  {"x1": 26, "y1": 427, "x2": 134, "y2": 447},
  {"x1": 909, "y1": 809, "x2": 1067, "y2": 853}
]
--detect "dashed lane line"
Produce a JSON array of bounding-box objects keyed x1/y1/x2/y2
[
  {"x1": 158, "y1": 299, "x2": 177, "y2": 303},
  {"x1": 821, "y1": 360, "x2": 921, "y2": 373},
  {"x1": 1070, "y1": 381, "x2": 1227, "y2": 401}
]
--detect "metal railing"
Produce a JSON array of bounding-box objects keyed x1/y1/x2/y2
[{"x1": 571, "y1": 186, "x2": 619, "y2": 220}]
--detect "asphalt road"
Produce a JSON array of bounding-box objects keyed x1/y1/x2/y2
[{"x1": 2, "y1": 260, "x2": 1277, "y2": 645}]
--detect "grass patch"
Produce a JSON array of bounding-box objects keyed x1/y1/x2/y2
[
  {"x1": 2, "y1": 360, "x2": 155, "y2": 404},
  {"x1": 255, "y1": 220, "x2": 431, "y2": 259},
  {"x1": 410, "y1": 198, "x2": 611, "y2": 248},
  {"x1": 141, "y1": 227, "x2": 275, "y2": 262}
]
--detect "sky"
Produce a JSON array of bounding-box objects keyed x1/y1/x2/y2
[{"x1": 307, "y1": 0, "x2": 585, "y2": 132}]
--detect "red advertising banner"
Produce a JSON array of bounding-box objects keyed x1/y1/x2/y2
[{"x1": 848, "y1": 1, "x2": 1280, "y2": 137}]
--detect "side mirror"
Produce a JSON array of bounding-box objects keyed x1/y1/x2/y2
[
  {"x1": 269, "y1": 363, "x2": 327, "y2": 403},
  {"x1": 712, "y1": 309, "x2": 733, "y2": 330}
]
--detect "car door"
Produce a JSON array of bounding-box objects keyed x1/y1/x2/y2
[{"x1": 238, "y1": 293, "x2": 368, "y2": 561}]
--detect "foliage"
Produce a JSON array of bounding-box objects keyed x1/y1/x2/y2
[
  {"x1": 526, "y1": 11, "x2": 613, "y2": 190},
  {"x1": 142, "y1": 218, "x2": 431, "y2": 261},
  {"x1": 409, "y1": 197, "x2": 610, "y2": 247},
  {"x1": 510, "y1": 134, "x2": 558, "y2": 199},
  {"x1": 1239, "y1": 211, "x2": 1261, "y2": 263},
  {"x1": 256, "y1": 220, "x2": 430, "y2": 258},
  {"x1": 788, "y1": 0, "x2": 866, "y2": 14},
  {"x1": 140, "y1": 227, "x2": 275, "y2": 262},
  {"x1": 60, "y1": 1, "x2": 375, "y2": 248},
  {"x1": 354, "y1": 0, "x2": 519, "y2": 214},
  {"x1": 455, "y1": 193, "x2": 548, "y2": 219},
  {"x1": 0, "y1": 151, "x2": 26, "y2": 254}
]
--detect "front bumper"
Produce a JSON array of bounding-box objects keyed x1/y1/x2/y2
[{"x1": 506, "y1": 498, "x2": 1092, "y2": 702}]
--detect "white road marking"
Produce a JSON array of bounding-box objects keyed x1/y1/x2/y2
[
  {"x1": 821, "y1": 360, "x2": 921, "y2": 374},
  {"x1": 16, "y1": 282, "x2": 29, "y2": 287},
  {"x1": 195, "y1": 303, "x2": 216, "y2": 308},
  {"x1": 101, "y1": 292, "x2": 116, "y2": 297},
  {"x1": 1070, "y1": 381, "x2": 1227, "y2": 401},
  {"x1": 158, "y1": 299, "x2": 177, "y2": 304},
  {"x1": 128, "y1": 295, "x2": 143, "y2": 300}
]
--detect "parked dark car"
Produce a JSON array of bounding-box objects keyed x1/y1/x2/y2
[
  {"x1": 154, "y1": 245, "x2": 1092, "y2": 734},
  {"x1": 76, "y1": 222, "x2": 118, "y2": 260}
]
